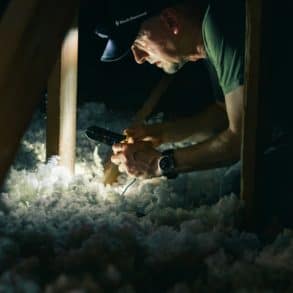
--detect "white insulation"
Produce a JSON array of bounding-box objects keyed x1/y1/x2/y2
[{"x1": 0, "y1": 102, "x2": 293, "y2": 292}]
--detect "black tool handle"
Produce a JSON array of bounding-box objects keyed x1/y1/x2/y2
[{"x1": 85, "y1": 125, "x2": 126, "y2": 146}]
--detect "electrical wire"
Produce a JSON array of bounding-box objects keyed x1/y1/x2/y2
[{"x1": 120, "y1": 178, "x2": 137, "y2": 196}]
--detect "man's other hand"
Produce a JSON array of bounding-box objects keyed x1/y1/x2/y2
[{"x1": 111, "y1": 141, "x2": 161, "y2": 179}]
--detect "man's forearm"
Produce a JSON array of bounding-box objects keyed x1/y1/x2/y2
[
  {"x1": 117, "y1": 87, "x2": 244, "y2": 178},
  {"x1": 174, "y1": 128, "x2": 241, "y2": 172},
  {"x1": 170, "y1": 86, "x2": 244, "y2": 172},
  {"x1": 158, "y1": 102, "x2": 228, "y2": 144}
]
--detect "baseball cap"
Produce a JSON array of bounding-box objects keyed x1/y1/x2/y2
[{"x1": 95, "y1": 0, "x2": 177, "y2": 62}]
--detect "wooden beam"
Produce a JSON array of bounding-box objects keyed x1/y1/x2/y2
[
  {"x1": 241, "y1": 0, "x2": 272, "y2": 230},
  {"x1": 46, "y1": 27, "x2": 79, "y2": 174},
  {"x1": 0, "y1": 0, "x2": 78, "y2": 186},
  {"x1": 0, "y1": 0, "x2": 38, "y2": 78}
]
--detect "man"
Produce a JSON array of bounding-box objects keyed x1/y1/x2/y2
[{"x1": 95, "y1": 0, "x2": 245, "y2": 179}]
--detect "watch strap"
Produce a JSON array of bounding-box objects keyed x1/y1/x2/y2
[{"x1": 160, "y1": 149, "x2": 178, "y2": 179}]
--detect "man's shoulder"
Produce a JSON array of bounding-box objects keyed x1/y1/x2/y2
[
  {"x1": 203, "y1": 0, "x2": 245, "y2": 95},
  {"x1": 203, "y1": 0, "x2": 245, "y2": 56}
]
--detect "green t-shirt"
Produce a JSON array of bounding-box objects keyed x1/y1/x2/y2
[{"x1": 202, "y1": 0, "x2": 245, "y2": 95}]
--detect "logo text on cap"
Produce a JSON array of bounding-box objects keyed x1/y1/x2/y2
[{"x1": 115, "y1": 11, "x2": 148, "y2": 26}]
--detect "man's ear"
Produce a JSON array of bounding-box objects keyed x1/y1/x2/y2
[{"x1": 160, "y1": 8, "x2": 180, "y2": 35}]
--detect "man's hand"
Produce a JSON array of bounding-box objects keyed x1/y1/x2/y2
[
  {"x1": 124, "y1": 125, "x2": 163, "y2": 147},
  {"x1": 111, "y1": 141, "x2": 161, "y2": 178}
]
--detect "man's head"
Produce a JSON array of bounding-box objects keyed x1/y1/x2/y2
[
  {"x1": 96, "y1": 0, "x2": 205, "y2": 74},
  {"x1": 130, "y1": 7, "x2": 190, "y2": 74}
]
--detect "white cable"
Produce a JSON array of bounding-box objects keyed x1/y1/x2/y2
[{"x1": 120, "y1": 178, "x2": 137, "y2": 196}]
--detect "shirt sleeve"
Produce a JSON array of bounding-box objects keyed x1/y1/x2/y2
[{"x1": 202, "y1": 0, "x2": 245, "y2": 95}]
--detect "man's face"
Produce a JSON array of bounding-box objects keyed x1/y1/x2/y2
[{"x1": 131, "y1": 17, "x2": 187, "y2": 74}]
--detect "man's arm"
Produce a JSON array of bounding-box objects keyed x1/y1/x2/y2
[
  {"x1": 111, "y1": 86, "x2": 243, "y2": 178},
  {"x1": 125, "y1": 101, "x2": 228, "y2": 145},
  {"x1": 174, "y1": 86, "x2": 243, "y2": 172}
]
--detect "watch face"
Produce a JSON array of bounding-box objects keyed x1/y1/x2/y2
[{"x1": 159, "y1": 156, "x2": 171, "y2": 172}]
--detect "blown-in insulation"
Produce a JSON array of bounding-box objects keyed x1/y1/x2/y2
[{"x1": 0, "y1": 102, "x2": 292, "y2": 292}]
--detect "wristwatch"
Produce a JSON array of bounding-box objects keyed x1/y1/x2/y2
[{"x1": 158, "y1": 149, "x2": 178, "y2": 179}]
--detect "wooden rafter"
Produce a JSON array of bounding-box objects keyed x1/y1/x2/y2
[
  {"x1": 0, "y1": 0, "x2": 78, "y2": 186},
  {"x1": 46, "y1": 25, "x2": 79, "y2": 174},
  {"x1": 241, "y1": 0, "x2": 272, "y2": 230}
]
